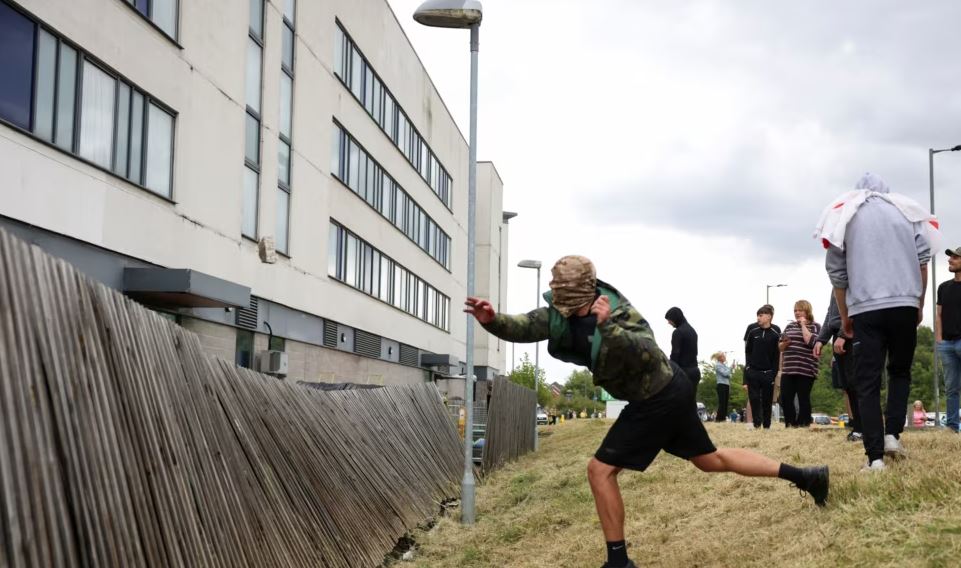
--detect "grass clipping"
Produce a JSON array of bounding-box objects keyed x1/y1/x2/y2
[{"x1": 404, "y1": 420, "x2": 961, "y2": 567}]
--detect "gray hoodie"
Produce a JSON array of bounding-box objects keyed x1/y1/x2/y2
[{"x1": 825, "y1": 174, "x2": 931, "y2": 317}]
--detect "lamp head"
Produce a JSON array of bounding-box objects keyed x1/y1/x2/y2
[{"x1": 413, "y1": 0, "x2": 483, "y2": 28}]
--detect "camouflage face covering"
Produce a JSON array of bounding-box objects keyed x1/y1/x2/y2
[{"x1": 550, "y1": 255, "x2": 597, "y2": 317}]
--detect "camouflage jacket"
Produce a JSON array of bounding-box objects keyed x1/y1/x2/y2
[{"x1": 481, "y1": 280, "x2": 673, "y2": 401}]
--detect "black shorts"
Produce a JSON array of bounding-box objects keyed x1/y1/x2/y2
[{"x1": 594, "y1": 366, "x2": 717, "y2": 471}]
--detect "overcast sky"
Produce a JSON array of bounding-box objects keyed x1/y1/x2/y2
[{"x1": 388, "y1": 0, "x2": 961, "y2": 386}]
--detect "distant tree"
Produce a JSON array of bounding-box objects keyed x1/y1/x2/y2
[
  {"x1": 909, "y1": 326, "x2": 936, "y2": 410},
  {"x1": 508, "y1": 353, "x2": 551, "y2": 407},
  {"x1": 811, "y1": 344, "x2": 844, "y2": 415},
  {"x1": 565, "y1": 369, "x2": 599, "y2": 400}
]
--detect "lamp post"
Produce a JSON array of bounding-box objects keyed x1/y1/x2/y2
[
  {"x1": 765, "y1": 283, "x2": 787, "y2": 305},
  {"x1": 413, "y1": 0, "x2": 483, "y2": 525},
  {"x1": 518, "y1": 259, "x2": 542, "y2": 449},
  {"x1": 928, "y1": 144, "x2": 961, "y2": 427}
]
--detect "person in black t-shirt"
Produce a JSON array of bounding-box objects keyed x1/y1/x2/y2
[
  {"x1": 937, "y1": 247, "x2": 961, "y2": 432},
  {"x1": 666, "y1": 307, "x2": 700, "y2": 388},
  {"x1": 741, "y1": 305, "x2": 780, "y2": 426},
  {"x1": 744, "y1": 305, "x2": 781, "y2": 429}
]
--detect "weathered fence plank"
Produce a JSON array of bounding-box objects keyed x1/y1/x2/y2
[
  {"x1": 0, "y1": 228, "x2": 462, "y2": 567},
  {"x1": 482, "y1": 377, "x2": 537, "y2": 472}
]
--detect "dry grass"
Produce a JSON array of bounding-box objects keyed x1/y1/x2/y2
[{"x1": 401, "y1": 420, "x2": 961, "y2": 568}]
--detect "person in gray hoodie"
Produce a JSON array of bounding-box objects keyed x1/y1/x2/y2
[{"x1": 824, "y1": 172, "x2": 931, "y2": 472}]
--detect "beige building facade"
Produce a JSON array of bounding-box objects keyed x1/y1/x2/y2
[{"x1": 0, "y1": 0, "x2": 511, "y2": 387}]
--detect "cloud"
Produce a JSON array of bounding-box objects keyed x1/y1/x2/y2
[{"x1": 389, "y1": 0, "x2": 961, "y2": 382}]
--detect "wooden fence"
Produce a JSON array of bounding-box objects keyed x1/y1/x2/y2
[
  {"x1": 482, "y1": 377, "x2": 537, "y2": 472},
  {"x1": 0, "y1": 228, "x2": 463, "y2": 567}
]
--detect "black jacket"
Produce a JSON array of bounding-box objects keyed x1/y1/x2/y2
[
  {"x1": 744, "y1": 324, "x2": 781, "y2": 372},
  {"x1": 666, "y1": 307, "x2": 698, "y2": 368}
]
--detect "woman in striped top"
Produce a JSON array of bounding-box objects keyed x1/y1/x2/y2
[{"x1": 778, "y1": 300, "x2": 822, "y2": 428}]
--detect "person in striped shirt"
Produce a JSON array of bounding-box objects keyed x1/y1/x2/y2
[{"x1": 777, "y1": 300, "x2": 822, "y2": 427}]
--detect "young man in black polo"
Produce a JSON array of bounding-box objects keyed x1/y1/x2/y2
[
  {"x1": 466, "y1": 256, "x2": 829, "y2": 568},
  {"x1": 744, "y1": 305, "x2": 781, "y2": 429}
]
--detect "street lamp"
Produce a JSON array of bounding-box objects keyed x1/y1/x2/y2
[
  {"x1": 518, "y1": 259, "x2": 542, "y2": 450},
  {"x1": 765, "y1": 283, "x2": 787, "y2": 305},
  {"x1": 413, "y1": 0, "x2": 483, "y2": 525},
  {"x1": 928, "y1": 144, "x2": 961, "y2": 427}
]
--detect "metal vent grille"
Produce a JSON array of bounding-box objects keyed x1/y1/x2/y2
[
  {"x1": 323, "y1": 320, "x2": 338, "y2": 348},
  {"x1": 399, "y1": 344, "x2": 419, "y2": 367},
  {"x1": 354, "y1": 330, "x2": 381, "y2": 359},
  {"x1": 235, "y1": 296, "x2": 259, "y2": 330}
]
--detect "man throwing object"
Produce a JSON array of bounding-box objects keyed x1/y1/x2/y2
[{"x1": 465, "y1": 255, "x2": 829, "y2": 568}]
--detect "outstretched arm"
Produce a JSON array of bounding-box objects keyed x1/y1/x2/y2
[{"x1": 465, "y1": 297, "x2": 550, "y2": 343}]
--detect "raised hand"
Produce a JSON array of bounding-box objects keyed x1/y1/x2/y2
[
  {"x1": 591, "y1": 295, "x2": 611, "y2": 325},
  {"x1": 464, "y1": 297, "x2": 496, "y2": 325}
]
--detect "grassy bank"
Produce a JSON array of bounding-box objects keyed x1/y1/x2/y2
[{"x1": 403, "y1": 420, "x2": 961, "y2": 567}]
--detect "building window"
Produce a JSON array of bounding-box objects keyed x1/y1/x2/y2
[
  {"x1": 334, "y1": 22, "x2": 453, "y2": 209},
  {"x1": 235, "y1": 328, "x2": 254, "y2": 369},
  {"x1": 331, "y1": 123, "x2": 451, "y2": 270},
  {"x1": 243, "y1": 0, "x2": 264, "y2": 239},
  {"x1": 78, "y1": 61, "x2": 116, "y2": 168},
  {"x1": 124, "y1": 0, "x2": 179, "y2": 40},
  {"x1": 328, "y1": 220, "x2": 450, "y2": 331},
  {"x1": 0, "y1": 2, "x2": 35, "y2": 130},
  {"x1": 0, "y1": 1, "x2": 175, "y2": 198},
  {"x1": 276, "y1": 0, "x2": 295, "y2": 255}
]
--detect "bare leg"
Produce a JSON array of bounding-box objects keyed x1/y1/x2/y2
[
  {"x1": 689, "y1": 448, "x2": 780, "y2": 477},
  {"x1": 587, "y1": 458, "x2": 625, "y2": 541},
  {"x1": 843, "y1": 391, "x2": 853, "y2": 423}
]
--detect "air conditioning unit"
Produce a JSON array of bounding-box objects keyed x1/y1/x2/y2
[
  {"x1": 258, "y1": 350, "x2": 288, "y2": 375},
  {"x1": 259, "y1": 236, "x2": 277, "y2": 264}
]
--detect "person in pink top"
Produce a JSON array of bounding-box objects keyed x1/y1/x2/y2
[{"x1": 912, "y1": 400, "x2": 927, "y2": 429}]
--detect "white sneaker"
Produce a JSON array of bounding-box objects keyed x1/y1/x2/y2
[
  {"x1": 860, "y1": 459, "x2": 886, "y2": 473},
  {"x1": 745, "y1": 424, "x2": 755, "y2": 430},
  {"x1": 884, "y1": 434, "x2": 907, "y2": 459}
]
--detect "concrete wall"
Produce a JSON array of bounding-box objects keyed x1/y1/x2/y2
[
  {"x1": 184, "y1": 316, "x2": 426, "y2": 385},
  {"x1": 181, "y1": 318, "x2": 237, "y2": 364},
  {"x1": 474, "y1": 162, "x2": 508, "y2": 374}
]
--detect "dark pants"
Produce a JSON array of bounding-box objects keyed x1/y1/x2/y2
[
  {"x1": 716, "y1": 383, "x2": 730, "y2": 422},
  {"x1": 746, "y1": 368, "x2": 776, "y2": 428},
  {"x1": 852, "y1": 307, "x2": 918, "y2": 462},
  {"x1": 681, "y1": 366, "x2": 701, "y2": 388},
  {"x1": 835, "y1": 350, "x2": 861, "y2": 433},
  {"x1": 780, "y1": 374, "x2": 815, "y2": 427}
]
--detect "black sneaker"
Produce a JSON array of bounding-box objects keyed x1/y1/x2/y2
[
  {"x1": 601, "y1": 561, "x2": 637, "y2": 568},
  {"x1": 796, "y1": 465, "x2": 829, "y2": 507}
]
